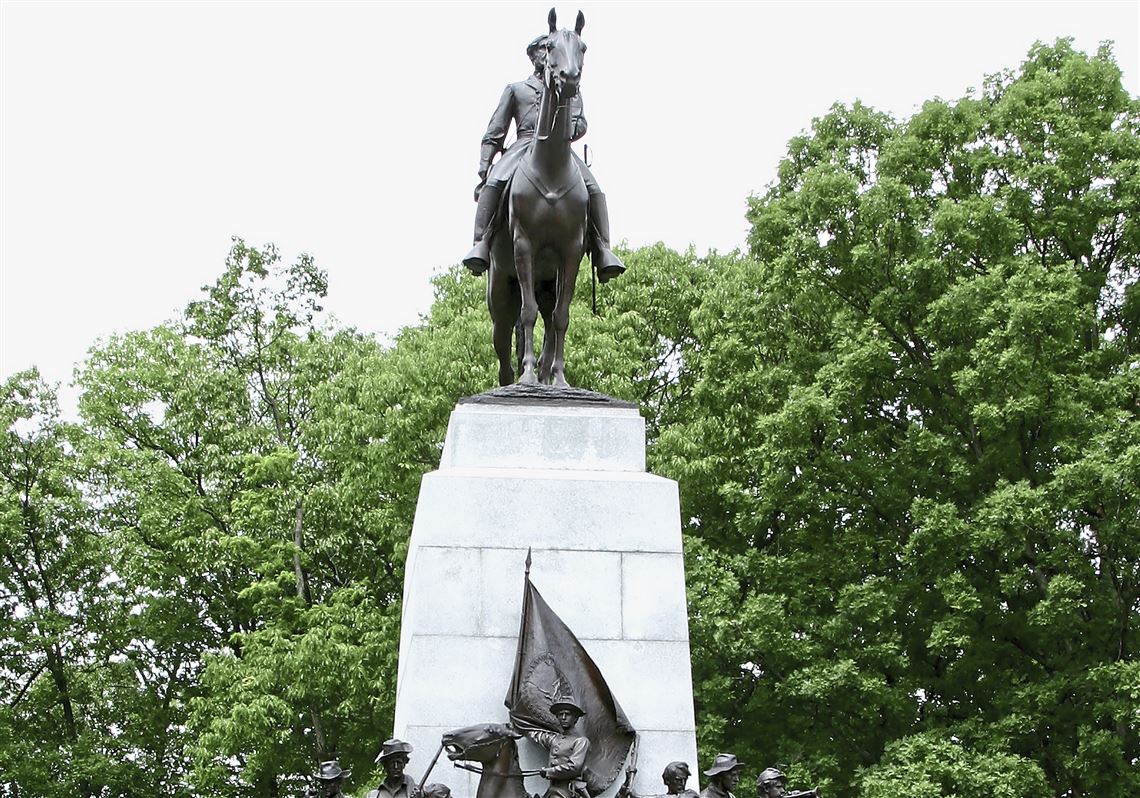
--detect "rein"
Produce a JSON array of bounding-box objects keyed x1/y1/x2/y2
[
  {"x1": 452, "y1": 762, "x2": 542, "y2": 778},
  {"x1": 536, "y1": 59, "x2": 576, "y2": 142},
  {"x1": 537, "y1": 94, "x2": 573, "y2": 142}
]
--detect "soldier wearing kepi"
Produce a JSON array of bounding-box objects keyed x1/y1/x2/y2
[
  {"x1": 699, "y1": 754, "x2": 744, "y2": 798},
  {"x1": 756, "y1": 767, "x2": 820, "y2": 798},
  {"x1": 755, "y1": 769, "x2": 786, "y2": 798},
  {"x1": 528, "y1": 693, "x2": 591, "y2": 798},
  {"x1": 366, "y1": 739, "x2": 421, "y2": 798},
  {"x1": 463, "y1": 33, "x2": 625, "y2": 283}
]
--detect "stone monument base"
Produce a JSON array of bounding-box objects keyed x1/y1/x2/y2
[{"x1": 392, "y1": 386, "x2": 699, "y2": 798}]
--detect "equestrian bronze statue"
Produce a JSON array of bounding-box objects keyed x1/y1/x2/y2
[{"x1": 464, "y1": 8, "x2": 623, "y2": 387}]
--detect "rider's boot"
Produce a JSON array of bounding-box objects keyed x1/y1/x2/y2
[
  {"x1": 588, "y1": 192, "x2": 626, "y2": 283},
  {"x1": 464, "y1": 182, "x2": 504, "y2": 276}
]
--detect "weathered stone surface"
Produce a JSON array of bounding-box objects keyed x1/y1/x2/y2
[
  {"x1": 392, "y1": 400, "x2": 698, "y2": 798},
  {"x1": 440, "y1": 402, "x2": 646, "y2": 472},
  {"x1": 412, "y1": 471, "x2": 681, "y2": 553}
]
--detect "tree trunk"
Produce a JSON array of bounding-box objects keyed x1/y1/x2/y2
[{"x1": 292, "y1": 501, "x2": 311, "y2": 604}]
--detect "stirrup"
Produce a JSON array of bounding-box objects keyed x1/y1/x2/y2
[
  {"x1": 464, "y1": 241, "x2": 491, "y2": 276},
  {"x1": 594, "y1": 248, "x2": 626, "y2": 283}
]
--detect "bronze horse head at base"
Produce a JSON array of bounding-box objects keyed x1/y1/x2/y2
[{"x1": 442, "y1": 723, "x2": 538, "y2": 798}]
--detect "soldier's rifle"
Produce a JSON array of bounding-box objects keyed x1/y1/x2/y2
[
  {"x1": 416, "y1": 742, "x2": 446, "y2": 793},
  {"x1": 782, "y1": 789, "x2": 821, "y2": 798}
]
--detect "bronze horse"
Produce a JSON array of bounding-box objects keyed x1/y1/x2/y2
[
  {"x1": 488, "y1": 9, "x2": 589, "y2": 387},
  {"x1": 442, "y1": 723, "x2": 537, "y2": 798}
]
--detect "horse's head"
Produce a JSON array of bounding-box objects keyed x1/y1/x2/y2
[
  {"x1": 441, "y1": 723, "x2": 523, "y2": 765},
  {"x1": 543, "y1": 8, "x2": 586, "y2": 98}
]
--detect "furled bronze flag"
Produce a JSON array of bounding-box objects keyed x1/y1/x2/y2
[{"x1": 504, "y1": 555, "x2": 637, "y2": 796}]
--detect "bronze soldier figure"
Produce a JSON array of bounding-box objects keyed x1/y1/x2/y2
[
  {"x1": 310, "y1": 760, "x2": 352, "y2": 798},
  {"x1": 616, "y1": 759, "x2": 700, "y2": 798},
  {"x1": 662, "y1": 761, "x2": 700, "y2": 798},
  {"x1": 700, "y1": 754, "x2": 744, "y2": 798},
  {"x1": 366, "y1": 739, "x2": 421, "y2": 798},
  {"x1": 528, "y1": 694, "x2": 591, "y2": 798},
  {"x1": 463, "y1": 32, "x2": 625, "y2": 283},
  {"x1": 756, "y1": 768, "x2": 820, "y2": 798},
  {"x1": 755, "y1": 769, "x2": 786, "y2": 798}
]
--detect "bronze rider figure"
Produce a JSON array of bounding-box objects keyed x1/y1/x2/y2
[{"x1": 464, "y1": 33, "x2": 625, "y2": 283}]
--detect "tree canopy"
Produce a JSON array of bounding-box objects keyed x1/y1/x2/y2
[{"x1": 2, "y1": 39, "x2": 1137, "y2": 798}]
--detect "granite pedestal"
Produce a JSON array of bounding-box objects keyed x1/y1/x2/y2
[{"x1": 392, "y1": 387, "x2": 699, "y2": 798}]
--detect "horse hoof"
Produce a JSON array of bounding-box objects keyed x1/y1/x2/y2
[
  {"x1": 519, "y1": 370, "x2": 539, "y2": 385},
  {"x1": 498, "y1": 369, "x2": 514, "y2": 387}
]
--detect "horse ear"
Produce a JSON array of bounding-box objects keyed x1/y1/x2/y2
[
  {"x1": 575, "y1": 10, "x2": 585, "y2": 34},
  {"x1": 548, "y1": 7, "x2": 557, "y2": 32}
]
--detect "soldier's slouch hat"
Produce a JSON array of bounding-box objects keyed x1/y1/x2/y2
[
  {"x1": 376, "y1": 738, "x2": 414, "y2": 762},
  {"x1": 318, "y1": 760, "x2": 351, "y2": 781},
  {"x1": 703, "y1": 754, "x2": 745, "y2": 777}
]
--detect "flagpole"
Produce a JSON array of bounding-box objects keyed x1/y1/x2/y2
[{"x1": 508, "y1": 548, "x2": 533, "y2": 728}]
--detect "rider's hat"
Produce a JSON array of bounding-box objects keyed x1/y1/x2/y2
[
  {"x1": 526, "y1": 35, "x2": 548, "y2": 57},
  {"x1": 703, "y1": 754, "x2": 745, "y2": 777},
  {"x1": 376, "y1": 738, "x2": 414, "y2": 763},
  {"x1": 317, "y1": 760, "x2": 351, "y2": 781},
  {"x1": 662, "y1": 761, "x2": 691, "y2": 781}
]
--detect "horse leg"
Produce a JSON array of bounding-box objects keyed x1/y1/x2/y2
[
  {"x1": 549, "y1": 250, "x2": 582, "y2": 387},
  {"x1": 513, "y1": 233, "x2": 539, "y2": 384},
  {"x1": 536, "y1": 283, "x2": 557, "y2": 384},
  {"x1": 488, "y1": 271, "x2": 521, "y2": 386}
]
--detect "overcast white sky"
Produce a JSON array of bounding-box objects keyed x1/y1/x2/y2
[{"x1": 2, "y1": 1, "x2": 1138, "y2": 398}]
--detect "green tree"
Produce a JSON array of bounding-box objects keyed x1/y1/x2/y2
[
  {"x1": 657, "y1": 39, "x2": 1139, "y2": 797},
  {"x1": 76, "y1": 242, "x2": 399, "y2": 795},
  {"x1": 0, "y1": 370, "x2": 146, "y2": 796}
]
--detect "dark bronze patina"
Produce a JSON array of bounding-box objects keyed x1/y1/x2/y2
[
  {"x1": 756, "y1": 768, "x2": 820, "y2": 798},
  {"x1": 464, "y1": 9, "x2": 625, "y2": 284},
  {"x1": 366, "y1": 739, "x2": 422, "y2": 798},
  {"x1": 308, "y1": 760, "x2": 352, "y2": 798},
  {"x1": 616, "y1": 759, "x2": 699, "y2": 798},
  {"x1": 528, "y1": 692, "x2": 591, "y2": 798},
  {"x1": 700, "y1": 754, "x2": 745, "y2": 798},
  {"x1": 465, "y1": 8, "x2": 624, "y2": 387},
  {"x1": 441, "y1": 723, "x2": 537, "y2": 798}
]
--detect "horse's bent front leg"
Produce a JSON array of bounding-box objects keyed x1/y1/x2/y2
[
  {"x1": 513, "y1": 234, "x2": 539, "y2": 384},
  {"x1": 550, "y1": 249, "x2": 582, "y2": 387}
]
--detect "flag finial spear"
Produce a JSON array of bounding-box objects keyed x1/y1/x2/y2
[{"x1": 525, "y1": 547, "x2": 532, "y2": 577}]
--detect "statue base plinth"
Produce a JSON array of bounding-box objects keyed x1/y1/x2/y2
[{"x1": 392, "y1": 388, "x2": 699, "y2": 798}]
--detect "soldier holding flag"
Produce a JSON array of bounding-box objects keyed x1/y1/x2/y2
[
  {"x1": 505, "y1": 553, "x2": 637, "y2": 797},
  {"x1": 528, "y1": 693, "x2": 591, "y2": 798}
]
